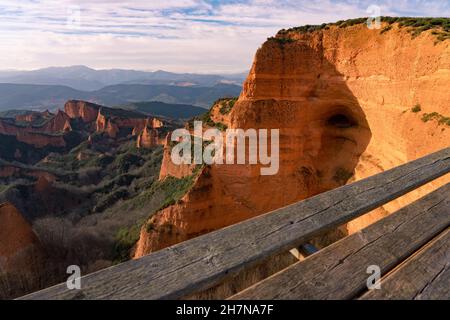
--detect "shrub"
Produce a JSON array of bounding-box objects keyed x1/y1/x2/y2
[
  {"x1": 421, "y1": 112, "x2": 450, "y2": 126},
  {"x1": 411, "y1": 104, "x2": 421, "y2": 113},
  {"x1": 215, "y1": 122, "x2": 228, "y2": 131},
  {"x1": 333, "y1": 167, "x2": 354, "y2": 184},
  {"x1": 114, "y1": 223, "x2": 142, "y2": 263},
  {"x1": 219, "y1": 98, "x2": 238, "y2": 115},
  {"x1": 380, "y1": 25, "x2": 392, "y2": 34},
  {"x1": 280, "y1": 17, "x2": 450, "y2": 42},
  {"x1": 267, "y1": 37, "x2": 295, "y2": 44}
]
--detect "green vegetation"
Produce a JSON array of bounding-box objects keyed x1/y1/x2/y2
[
  {"x1": 218, "y1": 97, "x2": 238, "y2": 115},
  {"x1": 333, "y1": 167, "x2": 354, "y2": 184},
  {"x1": 154, "y1": 174, "x2": 198, "y2": 211},
  {"x1": 411, "y1": 104, "x2": 422, "y2": 113},
  {"x1": 0, "y1": 132, "x2": 67, "y2": 164},
  {"x1": 100, "y1": 106, "x2": 147, "y2": 119},
  {"x1": 421, "y1": 112, "x2": 450, "y2": 126},
  {"x1": 187, "y1": 97, "x2": 234, "y2": 131},
  {"x1": 276, "y1": 17, "x2": 450, "y2": 42},
  {"x1": 198, "y1": 109, "x2": 215, "y2": 127},
  {"x1": 380, "y1": 25, "x2": 393, "y2": 34},
  {"x1": 267, "y1": 36, "x2": 296, "y2": 45},
  {"x1": 120, "y1": 101, "x2": 206, "y2": 119},
  {"x1": 114, "y1": 222, "x2": 144, "y2": 263},
  {"x1": 0, "y1": 185, "x2": 8, "y2": 193},
  {"x1": 214, "y1": 122, "x2": 228, "y2": 131}
]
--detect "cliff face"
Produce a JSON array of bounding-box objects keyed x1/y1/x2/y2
[
  {"x1": 158, "y1": 133, "x2": 197, "y2": 180},
  {"x1": 64, "y1": 100, "x2": 101, "y2": 122},
  {"x1": 42, "y1": 110, "x2": 71, "y2": 133},
  {"x1": 95, "y1": 107, "x2": 163, "y2": 139},
  {"x1": 0, "y1": 202, "x2": 42, "y2": 271},
  {"x1": 0, "y1": 110, "x2": 71, "y2": 148},
  {"x1": 135, "y1": 22, "x2": 450, "y2": 256},
  {"x1": 136, "y1": 126, "x2": 159, "y2": 148}
]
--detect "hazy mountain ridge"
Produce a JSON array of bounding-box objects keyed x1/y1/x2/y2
[
  {"x1": 0, "y1": 82, "x2": 242, "y2": 110},
  {"x1": 0, "y1": 66, "x2": 248, "y2": 91}
]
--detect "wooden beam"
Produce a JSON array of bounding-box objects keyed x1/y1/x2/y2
[
  {"x1": 231, "y1": 184, "x2": 450, "y2": 300},
  {"x1": 21, "y1": 147, "x2": 450, "y2": 300},
  {"x1": 360, "y1": 228, "x2": 449, "y2": 300}
]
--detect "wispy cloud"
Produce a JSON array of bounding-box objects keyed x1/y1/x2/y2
[{"x1": 0, "y1": 0, "x2": 448, "y2": 73}]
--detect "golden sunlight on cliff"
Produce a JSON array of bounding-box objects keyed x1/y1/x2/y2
[{"x1": 135, "y1": 22, "x2": 450, "y2": 258}]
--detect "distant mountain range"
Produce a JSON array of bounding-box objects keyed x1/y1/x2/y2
[
  {"x1": 0, "y1": 83, "x2": 242, "y2": 111},
  {"x1": 0, "y1": 65, "x2": 247, "y2": 91}
]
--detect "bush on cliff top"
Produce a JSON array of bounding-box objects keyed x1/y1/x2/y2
[
  {"x1": 218, "y1": 97, "x2": 238, "y2": 115},
  {"x1": 276, "y1": 17, "x2": 450, "y2": 42}
]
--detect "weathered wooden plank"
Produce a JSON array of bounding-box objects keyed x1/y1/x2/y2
[
  {"x1": 231, "y1": 183, "x2": 450, "y2": 300},
  {"x1": 21, "y1": 147, "x2": 450, "y2": 300},
  {"x1": 360, "y1": 229, "x2": 449, "y2": 300}
]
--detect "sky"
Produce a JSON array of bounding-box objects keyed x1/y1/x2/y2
[{"x1": 0, "y1": 0, "x2": 449, "y2": 73}]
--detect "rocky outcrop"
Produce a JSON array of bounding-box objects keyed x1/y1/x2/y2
[
  {"x1": 0, "y1": 110, "x2": 71, "y2": 148},
  {"x1": 42, "y1": 110, "x2": 71, "y2": 133},
  {"x1": 135, "y1": 21, "x2": 450, "y2": 256},
  {"x1": 136, "y1": 118, "x2": 164, "y2": 149},
  {"x1": 95, "y1": 107, "x2": 162, "y2": 139},
  {"x1": 64, "y1": 100, "x2": 102, "y2": 122},
  {"x1": 64, "y1": 100, "x2": 97, "y2": 123},
  {"x1": 136, "y1": 126, "x2": 159, "y2": 149},
  {"x1": 15, "y1": 112, "x2": 48, "y2": 123},
  {"x1": 16, "y1": 131, "x2": 66, "y2": 148},
  {"x1": 0, "y1": 202, "x2": 41, "y2": 272},
  {"x1": 158, "y1": 133, "x2": 197, "y2": 180}
]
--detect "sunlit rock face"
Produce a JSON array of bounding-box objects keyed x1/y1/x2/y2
[
  {"x1": 0, "y1": 202, "x2": 42, "y2": 272},
  {"x1": 135, "y1": 23, "x2": 450, "y2": 257},
  {"x1": 64, "y1": 100, "x2": 101, "y2": 123}
]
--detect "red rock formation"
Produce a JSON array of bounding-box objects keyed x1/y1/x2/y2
[
  {"x1": 0, "y1": 202, "x2": 41, "y2": 271},
  {"x1": 95, "y1": 111, "x2": 107, "y2": 132},
  {"x1": 0, "y1": 110, "x2": 71, "y2": 148},
  {"x1": 135, "y1": 22, "x2": 450, "y2": 257},
  {"x1": 15, "y1": 113, "x2": 39, "y2": 123},
  {"x1": 16, "y1": 131, "x2": 66, "y2": 148},
  {"x1": 63, "y1": 120, "x2": 72, "y2": 132},
  {"x1": 137, "y1": 126, "x2": 159, "y2": 149},
  {"x1": 96, "y1": 108, "x2": 148, "y2": 138},
  {"x1": 64, "y1": 100, "x2": 101, "y2": 122},
  {"x1": 136, "y1": 118, "x2": 164, "y2": 149},
  {"x1": 27, "y1": 170, "x2": 56, "y2": 183},
  {"x1": 151, "y1": 118, "x2": 164, "y2": 129},
  {"x1": 158, "y1": 133, "x2": 196, "y2": 180},
  {"x1": 0, "y1": 118, "x2": 22, "y2": 135},
  {"x1": 34, "y1": 176, "x2": 51, "y2": 193},
  {"x1": 96, "y1": 107, "x2": 164, "y2": 140},
  {"x1": 42, "y1": 110, "x2": 71, "y2": 133},
  {"x1": 105, "y1": 119, "x2": 119, "y2": 138}
]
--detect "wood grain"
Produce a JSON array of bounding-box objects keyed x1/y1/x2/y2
[
  {"x1": 360, "y1": 228, "x2": 449, "y2": 300},
  {"x1": 231, "y1": 183, "x2": 450, "y2": 300},
  {"x1": 21, "y1": 147, "x2": 450, "y2": 300}
]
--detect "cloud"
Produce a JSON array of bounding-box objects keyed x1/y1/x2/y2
[{"x1": 0, "y1": 0, "x2": 448, "y2": 72}]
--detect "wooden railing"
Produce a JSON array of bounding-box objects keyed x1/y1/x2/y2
[{"x1": 21, "y1": 147, "x2": 450, "y2": 300}]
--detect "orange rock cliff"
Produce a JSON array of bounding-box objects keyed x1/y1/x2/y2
[
  {"x1": 64, "y1": 100, "x2": 101, "y2": 123},
  {"x1": 134, "y1": 22, "x2": 450, "y2": 257},
  {"x1": 0, "y1": 100, "x2": 165, "y2": 150},
  {"x1": 0, "y1": 202, "x2": 42, "y2": 271},
  {"x1": 0, "y1": 109, "x2": 71, "y2": 148}
]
